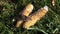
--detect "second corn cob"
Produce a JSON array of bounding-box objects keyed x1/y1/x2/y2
[
  {"x1": 23, "y1": 6, "x2": 48, "y2": 29},
  {"x1": 16, "y1": 4, "x2": 34, "y2": 27}
]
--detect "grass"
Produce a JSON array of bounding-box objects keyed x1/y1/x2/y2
[{"x1": 0, "y1": 0, "x2": 60, "y2": 34}]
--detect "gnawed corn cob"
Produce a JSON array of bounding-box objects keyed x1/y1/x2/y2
[
  {"x1": 16, "y1": 4, "x2": 33, "y2": 27},
  {"x1": 23, "y1": 6, "x2": 48, "y2": 29}
]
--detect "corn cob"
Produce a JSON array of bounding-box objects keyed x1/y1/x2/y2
[
  {"x1": 16, "y1": 4, "x2": 33, "y2": 27},
  {"x1": 23, "y1": 6, "x2": 48, "y2": 29}
]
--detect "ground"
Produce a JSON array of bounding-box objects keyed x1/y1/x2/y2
[{"x1": 0, "y1": 0, "x2": 60, "y2": 34}]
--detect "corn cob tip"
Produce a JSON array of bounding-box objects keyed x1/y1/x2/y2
[
  {"x1": 28, "y1": 4, "x2": 34, "y2": 11},
  {"x1": 43, "y1": 6, "x2": 48, "y2": 11}
]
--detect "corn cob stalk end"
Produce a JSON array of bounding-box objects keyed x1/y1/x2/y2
[{"x1": 43, "y1": 6, "x2": 48, "y2": 11}]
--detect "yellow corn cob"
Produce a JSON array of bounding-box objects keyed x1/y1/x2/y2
[
  {"x1": 16, "y1": 4, "x2": 33, "y2": 27},
  {"x1": 23, "y1": 6, "x2": 48, "y2": 29},
  {"x1": 21, "y1": 4, "x2": 34, "y2": 16}
]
